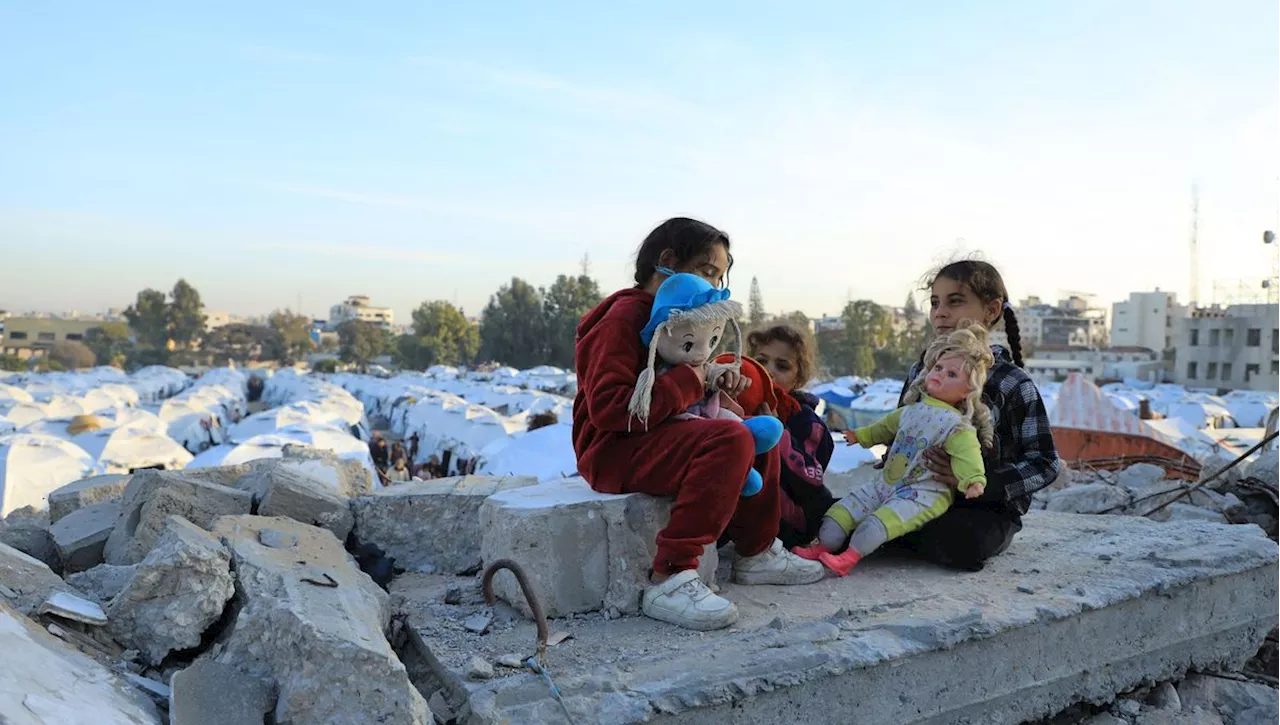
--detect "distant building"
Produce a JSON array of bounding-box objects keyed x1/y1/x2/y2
[
  {"x1": 205, "y1": 311, "x2": 235, "y2": 330},
  {"x1": 1, "y1": 317, "x2": 113, "y2": 360},
  {"x1": 1017, "y1": 295, "x2": 1109, "y2": 349},
  {"x1": 811, "y1": 314, "x2": 844, "y2": 333},
  {"x1": 1110, "y1": 290, "x2": 1187, "y2": 353},
  {"x1": 1024, "y1": 345, "x2": 1162, "y2": 384},
  {"x1": 327, "y1": 295, "x2": 393, "y2": 331},
  {"x1": 1173, "y1": 303, "x2": 1279, "y2": 392}
]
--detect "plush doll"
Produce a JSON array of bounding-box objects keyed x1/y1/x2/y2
[
  {"x1": 795, "y1": 323, "x2": 995, "y2": 575},
  {"x1": 628, "y1": 273, "x2": 784, "y2": 497}
]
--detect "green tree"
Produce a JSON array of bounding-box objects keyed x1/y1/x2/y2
[
  {"x1": 312, "y1": 358, "x2": 341, "y2": 374},
  {"x1": 167, "y1": 279, "x2": 206, "y2": 349},
  {"x1": 480, "y1": 277, "x2": 547, "y2": 369},
  {"x1": 542, "y1": 274, "x2": 602, "y2": 369},
  {"x1": 84, "y1": 322, "x2": 133, "y2": 369},
  {"x1": 338, "y1": 320, "x2": 386, "y2": 367},
  {"x1": 884, "y1": 292, "x2": 929, "y2": 378},
  {"x1": 33, "y1": 358, "x2": 66, "y2": 373},
  {"x1": 124, "y1": 288, "x2": 170, "y2": 349},
  {"x1": 48, "y1": 340, "x2": 96, "y2": 370},
  {"x1": 840, "y1": 300, "x2": 894, "y2": 377},
  {"x1": 268, "y1": 310, "x2": 315, "y2": 364},
  {"x1": 403, "y1": 300, "x2": 480, "y2": 369},
  {"x1": 0, "y1": 355, "x2": 25, "y2": 372},
  {"x1": 748, "y1": 277, "x2": 767, "y2": 328}
]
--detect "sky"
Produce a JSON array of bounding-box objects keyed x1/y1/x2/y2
[{"x1": 1, "y1": 1, "x2": 1277, "y2": 323}]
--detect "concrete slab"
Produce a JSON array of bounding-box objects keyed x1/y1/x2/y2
[
  {"x1": 104, "y1": 470, "x2": 253, "y2": 565},
  {"x1": 478, "y1": 479, "x2": 718, "y2": 618},
  {"x1": 397, "y1": 512, "x2": 1278, "y2": 725},
  {"x1": 0, "y1": 600, "x2": 162, "y2": 725},
  {"x1": 50, "y1": 500, "x2": 120, "y2": 573},
  {"x1": 48, "y1": 473, "x2": 131, "y2": 523},
  {"x1": 0, "y1": 542, "x2": 74, "y2": 616},
  {"x1": 170, "y1": 659, "x2": 275, "y2": 725},
  {"x1": 257, "y1": 465, "x2": 354, "y2": 540},
  {"x1": 353, "y1": 475, "x2": 536, "y2": 575}
]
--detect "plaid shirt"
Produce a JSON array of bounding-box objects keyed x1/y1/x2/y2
[{"x1": 901, "y1": 345, "x2": 1061, "y2": 516}]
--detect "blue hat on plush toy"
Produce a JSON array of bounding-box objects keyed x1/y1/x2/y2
[{"x1": 641, "y1": 273, "x2": 738, "y2": 346}]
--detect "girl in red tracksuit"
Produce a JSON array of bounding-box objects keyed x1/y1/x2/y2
[{"x1": 573, "y1": 217, "x2": 824, "y2": 632}]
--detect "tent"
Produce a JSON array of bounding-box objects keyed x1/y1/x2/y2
[
  {"x1": 478, "y1": 423, "x2": 576, "y2": 482},
  {"x1": 42, "y1": 395, "x2": 89, "y2": 419},
  {"x1": 227, "y1": 402, "x2": 355, "y2": 443},
  {"x1": 72, "y1": 427, "x2": 194, "y2": 474},
  {"x1": 0, "y1": 383, "x2": 34, "y2": 411},
  {"x1": 3, "y1": 402, "x2": 49, "y2": 429},
  {"x1": 187, "y1": 427, "x2": 377, "y2": 481},
  {"x1": 1049, "y1": 373, "x2": 1198, "y2": 476},
  {"x1": 0, "y1": 434, "x2": 98, "y2": 516}
]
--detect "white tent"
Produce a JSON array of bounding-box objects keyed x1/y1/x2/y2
[
  {"x1": 167, "y1": 412, "x2": 227, "y2": 454},
  {"x1": 478, "y1": 423, "x2": 576, "y2": 482},
  {"x1": 3, "y1": 402, "x2": 49, "y2": 429},
  {"x1": 42, "y1": 395, "x2": 89, "y2": 419},
  {"x1": 0, "y1": 434, "x2": 98, "y2": 516},
  {"x1": 71, "y1": 427, "x2": 193, "y2": 474},
  {"x1": 0, "y1": 383, "x2": 34, "y2": 410},
  {"x1": 187, "y1": 426, "x2": 377, "y2": 481},
  {"x1": 227, "y1": 403, "x2": 354, "y2": 443}
]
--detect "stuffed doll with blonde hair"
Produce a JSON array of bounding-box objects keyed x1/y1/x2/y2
[
  {"x1": 795, "y1": 322, "x2": 995, "y2": 575},
  {"x1": 629, "y1": 273, "x2": 784, "y2": 497}
]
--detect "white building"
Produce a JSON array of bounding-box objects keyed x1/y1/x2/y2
[
  {"x1": 1024, "y1": 345, "x2": 1162, "y2": 384},
  {"x1": 1173, "y1": 303, "x2": 1279, "y2": 392},
  {"x1": 1017, "y1": 295, "x2": 1109, "y2": 349},
  {"x1": 327, "y1": 295, "x2": 393, "y2": 331},
  {"x1": 205, "y1": 311, "x2": 234, "y2": 330},
  {"x1": 1111, "y1": 290, "x2": 1187, "y2": 353}
]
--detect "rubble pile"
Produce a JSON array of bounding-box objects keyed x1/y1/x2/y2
[
  {"x1": 0, "y1": 435, "x2": 1275, "y2": 724},
  {"x1": 0, "y1": 446, "x2": 434, "y2": 724}
]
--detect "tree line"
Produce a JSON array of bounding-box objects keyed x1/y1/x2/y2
[{"x1": 1, "y1": 272, "x2": 929, "y2": 381}]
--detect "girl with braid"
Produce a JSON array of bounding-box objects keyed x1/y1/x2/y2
[{"x1": 893, "y1": 259, "x2": 1061, "y2": 571}]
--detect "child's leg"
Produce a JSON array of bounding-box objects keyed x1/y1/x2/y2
[
  {"x1": 819, "y1": 484, "x2": 952, "y2": 576},
  {"x1": 793, "y1": 481, "x2": 889, "y2": 561}
]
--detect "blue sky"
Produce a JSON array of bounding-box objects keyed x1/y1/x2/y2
[{"x1": 1, "y1": 1, "x2": 1276, "y2": 322}]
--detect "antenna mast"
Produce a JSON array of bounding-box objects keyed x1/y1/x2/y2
[{"x1": 1188, "y1": 183, "x2": 1200, "y2": 307}]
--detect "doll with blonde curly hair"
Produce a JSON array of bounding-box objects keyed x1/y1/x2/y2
[{"x1": 795, "y1": 323, "x2": 995, "y2": 576}]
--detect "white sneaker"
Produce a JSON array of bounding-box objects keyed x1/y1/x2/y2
[
  {"x1": 732, "y1": 539, "x2": 826, "y2": 585},
  {"x1": 641, "y1": 570, "x2": 739, "y2": 631}
]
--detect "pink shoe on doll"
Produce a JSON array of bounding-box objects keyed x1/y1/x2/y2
[
  {"x1": 818, "y1": 549, "x2": 862, "y2": 577},
  {"x1": 792, "y1": 544, "x2": 827, "y2": 561}
]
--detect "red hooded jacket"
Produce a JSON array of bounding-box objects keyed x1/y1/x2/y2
[{"x1": 573, "y1": 288, "x2": 706, "y2": 493}]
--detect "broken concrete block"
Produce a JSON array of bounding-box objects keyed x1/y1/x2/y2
[
  {"x1": 51, "y1": 500, "x2": 120, "y2": 573},
  {"x1": 1164, "y1": 503, "x2": 1228, "y2": 524},
  {"x1": 1176, "y1": 673, "x2": 1280, "y2": 723},
  {"x1": 170, "y1": 659, "x2": 275, "y2": 725},
  {"x1": 0, "y1": 541, "x2": 74, "y2": 616},
  {"x1": 257, "y1": 466, "x2": 354, "y2": 540},
  {"x1": 1042, "y1": 483, "x2": 1130, "y2": 514},
  {"x1": 106, "y1": 516, "x2": 235, "y2": 665},
  {"x1": 423, "y1": 512, "x2": 1278, "y2": 725},
  {"x1": 39, "y1": 591, "x2": 109, "y2": 625},
  {"x1": 1246, "y1": 448, "x2": 1278, "y2": 486},
  {"x1": 66, "y1": 563, "x2": 138, "y2": 604},
  {"x1": 0, "y1": 600, "x2": 162, "y2": 724},
  {"x1": 211, "y1": 515, "x2": 430, "y2": 724},
  {"x1": 48, "y1": 473, "x2": 131, "y2": 523},
  {"x1": 0, "y1": 506, "x2": 60, "y2": 572},
  {"x1": 103, "y1": 470, "x2": 253, "y2": 565},
  {"x1": 478, "y1": 478, "x2": 718, "y2": 618},
  {"x1": 232, "y1": 448, "x2": 373, "y2": 500},
  {"x1": 353, "y1": 475, "x2": 536, "y2": 575}
]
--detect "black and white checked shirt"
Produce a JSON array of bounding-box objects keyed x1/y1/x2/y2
[{"x1": 901, "y1": 346, "x2": 1061, "y2": 516}]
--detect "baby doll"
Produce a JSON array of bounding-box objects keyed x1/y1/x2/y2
[
  {"x1": 628, "y1": 273, "x2": 784, "y2": 496},
  {"x1": 795, "y1": 323, "x2": 995, "y2": 575}
]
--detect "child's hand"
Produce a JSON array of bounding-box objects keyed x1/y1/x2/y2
[
  {"x1": 842, "y1": 430, "x2": 858, "y2": 446},
  {"x1": 964, "y1": 483, "x2": 984, "y2": 500}
]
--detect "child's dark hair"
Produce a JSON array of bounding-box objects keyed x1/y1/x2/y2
[
  {"x1": 925, "y1": 259, "x2": 1024, "y2": 368},
  {"x1": 746, "y1": 325, "x2": 815, "y2": 390},
  {"x1": 633, "y1": 217, "x2": 733, "y2": 287}
]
